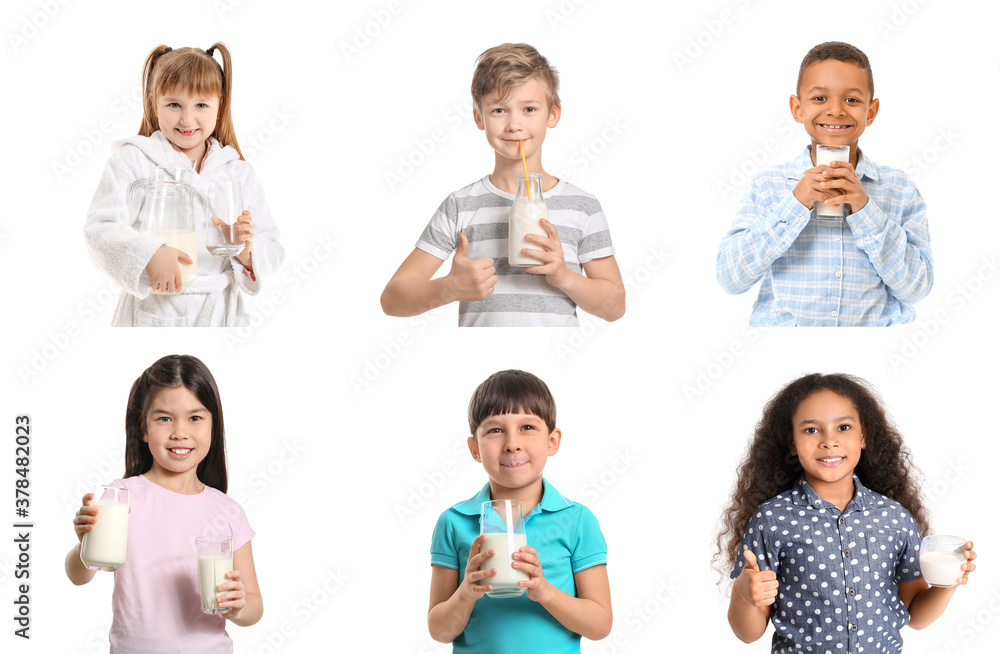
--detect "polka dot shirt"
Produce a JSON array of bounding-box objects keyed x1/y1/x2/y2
[{"x1": 730, "y1": 476, "x2": 922, "y2": 653}]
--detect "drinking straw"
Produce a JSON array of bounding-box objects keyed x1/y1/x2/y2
[{"x1": 519, "y1": 140, "x2": 531, "y2": 200}]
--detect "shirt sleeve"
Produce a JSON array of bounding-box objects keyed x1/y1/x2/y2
[
  {"x1": 716, "y1": 172, "x2": 812, "y2": 294},
  {"x1": 570, "y1": 506, "x2": 608, "y2": 573},
  {"x1": 576, "y1": 197, "x2": 614, "y2": 263},
  {"x1": 230, "y1": 163, "x2": 285, "y2": 295},
  {"x1": 895, "y1": 508, "x2": 923, "y2": 583},
  {"x1": 415, "y1": 194, "x2": 459, "y2": 261},
  {"x1": 730, "y1": 507, "x2": 777, "y2": 580},
  {"x1": 83, "y1": 150, "x2": 167, "y2": 297},
  {"x1": 846, "y1": 174, "x2": 933, "y2": 304},
  {"x1": 430, "y1": 510, "x2": 460, "y2": 570}
]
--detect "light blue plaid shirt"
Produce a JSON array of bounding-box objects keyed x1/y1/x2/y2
[{"x1": 716, "y1": 146, "x2": 933, "y2": 326}]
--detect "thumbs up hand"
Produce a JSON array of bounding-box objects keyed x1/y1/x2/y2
[
  {"x1": 734, "y1": 550, "x2": 779, "y2": 608},
  {"x1": 446, "y1": 233, "x2": 497, "y2": 302}
]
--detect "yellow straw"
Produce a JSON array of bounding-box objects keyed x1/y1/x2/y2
[{"x1": 519, "y1": 140, "x2": 531, "y2": 200}]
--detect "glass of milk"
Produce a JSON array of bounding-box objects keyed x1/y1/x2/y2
[
  {"x1": 196, "y1": 537, "x2": 233, "y2": 614},
  {"x1": 205, "y1": 181, "x2": 246, "y2": 257},
  {"x1": 480, "y1": 500, "x2": 528, "y2": 598},
  {"x1": 80, "y1": 486, "x2": 129, "y2": 571},
  {"x1": 920, "y1": 535, "x2": 967, "y2": 588},
  {"x1": 508, "y1": 173, "x2": 549, "y2": 267},
  {"x1": 813, "y1": 144, "x2": 851, "y2": 221}
]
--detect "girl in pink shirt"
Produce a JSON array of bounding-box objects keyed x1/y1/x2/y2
[{"x1": 66, "y1": 355, "x2": 262, "y2": 653}]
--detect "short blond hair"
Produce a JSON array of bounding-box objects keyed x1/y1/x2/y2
[{"x1": 471, "y1": 43, "x2": 560, "y2": 110}]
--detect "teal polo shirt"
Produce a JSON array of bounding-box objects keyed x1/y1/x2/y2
[{"x1": 430, "y1": 479, "x2": 608, "y2": 653}]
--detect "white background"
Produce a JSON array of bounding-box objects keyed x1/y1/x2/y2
[{"x1": 1, "y1": 0, "x2": 997, "y2": 652}]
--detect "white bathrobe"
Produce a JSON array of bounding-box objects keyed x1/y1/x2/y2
[{"x1": 84, "y1": 131, "x2": 285, "y2": 327}]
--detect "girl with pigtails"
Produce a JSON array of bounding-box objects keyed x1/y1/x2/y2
[{"x1": 85, "y1": 43, "x2": 284, "y2": 327}]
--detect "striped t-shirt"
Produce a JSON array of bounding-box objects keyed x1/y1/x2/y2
[{"x1": 416, "y1": 176, "x2": 615, "y2": 327}]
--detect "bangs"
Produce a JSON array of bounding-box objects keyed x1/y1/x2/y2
[
  {"x1": 154, "y1": 50, "x2": 222, "y2": 99},
  {"x1": 468, "y1": 370, "x2": 556, "y2": 435}
]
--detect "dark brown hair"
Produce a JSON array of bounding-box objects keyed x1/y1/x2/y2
[
  {"x1": 468, "y1": 370, "x2": 556, "y2": 437},
  {"x1": 472, "y1": 43, "x2": 560, "y2": 110},
  {"x1": 797, "y1": 41, "x2": 874, "y2": 98},
  {"x1": 125, "y1": 355, "x2": 228, "y2": 493},
  {"x1": 713, "y1": 373, "x2": 929, "y2": 581},
  {"x1": 139, "y1": 43, "x2": 243, "y2": 159}
]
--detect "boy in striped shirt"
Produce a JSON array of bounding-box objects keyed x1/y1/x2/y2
[{"x1": 381, "y1": 43, "x2": 625, "y2": 327}]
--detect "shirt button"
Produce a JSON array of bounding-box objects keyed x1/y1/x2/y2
[
  {"x1": 848, "y1": 588, "x2": 855, "y2": 595},
  {"x1": 839, "y1": 518, "x2": 845, "y2": 524},
  {"x1": 844, "y1": 550, "x2": 850, "y2": 556},
  {"x1": 835, "y1": 270, "x2": 842, "y2": 278},
  {"x1": 851, "y1": 624, "x2": 858, "y2": 632},
  {"x1": 835, "y1": 234, "x2": 842, "y2": 241},
  {"x1": 831, "y1": 310, "x2": 839, "y2": 318}
]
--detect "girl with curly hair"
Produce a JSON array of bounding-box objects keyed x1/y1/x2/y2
[{"x1": 714, "y1": 373, "x2": 976, "y2": 653}]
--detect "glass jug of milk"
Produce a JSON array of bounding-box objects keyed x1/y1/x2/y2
[
  {"x1": 508, "y1": 173, "x2": 548, "y2": 267},
  {"x1": 127, "y1": 164, "x2": 198, "y2": 292}
]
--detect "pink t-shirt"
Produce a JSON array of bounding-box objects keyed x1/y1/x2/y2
[{"x1": 108, "y1": 475, "x2": 254, "y2": 653}]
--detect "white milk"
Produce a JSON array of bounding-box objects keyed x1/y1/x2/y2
[
  {"x1": 151, "y1": 228, "x2": 198, "y2": 292},
  {"x1": 508, "y1": 201, "x2": 549, "y2": 267},
  {"x1": 198, "y1": 554, "x2": 233, "y2": 613},
  {"x1": 920, "y1": 550, "x2": 965, "y2": 587},
  {"x1": 80, "y1": 500, "x2": 128, "y2": 570},
  {"x1": 480, "y1": 533, "x2": 529, "y2": 593},
  {"x1": 814, "y1": 145, "x2": 850, "y2": 217}
]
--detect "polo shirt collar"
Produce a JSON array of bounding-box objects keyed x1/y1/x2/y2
[
  {"x1": 790, "y1": 474, "x2": 873, "y2": 513},
  {"x1": 453, "y1": 478, "x2": 572, "y2": 517},
  {"x1": 785, "y1": 145, "x2": 880, "y2": 182}
]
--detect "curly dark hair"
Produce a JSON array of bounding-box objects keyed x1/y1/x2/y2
[{"x1": 712, "y1": 373, "x2": 929, "y2": 583}]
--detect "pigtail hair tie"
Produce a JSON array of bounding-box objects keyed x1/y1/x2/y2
[
  {"x1": 163, "y1": 46, "x2": 172, "y2": 53},
  {"x1": 206, "y1": 47, "x2": 216, "y2": 57}
]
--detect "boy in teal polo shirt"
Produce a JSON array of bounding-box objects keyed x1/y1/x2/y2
[{"x1": 428, "y1": 370, "x2": 612, "y2": 653}]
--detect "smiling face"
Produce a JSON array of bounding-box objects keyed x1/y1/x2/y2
[
  {"x1": 789, "y1": 389, "x2": 866, "y2": 503},
  {"x1": 473, "y1": 77, "x2": 560, "y2": 166},
  {"x1": 790, "y1": 59, "x2": 879, "y2": 164},
  {"x1": 141, "y1": 385, "x2": 212, "y2": 489},
  {"x1": 468, "y1": 411, "x2": 561, "y2": 502},
  {"x1": 156, "y1": 86, "x2": 219, "y2": 163}
]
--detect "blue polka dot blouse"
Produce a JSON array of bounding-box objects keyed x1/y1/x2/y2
[{"x1": 730, "y1": 475, "x2": 922, "y2": 653}]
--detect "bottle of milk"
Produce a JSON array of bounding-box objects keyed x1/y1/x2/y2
[
  {"x1": 508, "y1": 173, "x2": 549, "y2": 267},
  {"x1": 813, "y1": 144, "x2": 851, "y2": 220}
]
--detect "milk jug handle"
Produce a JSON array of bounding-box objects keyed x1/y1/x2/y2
[{"x1": 126, "y1": 179, "x2": 149, "y2": 229}]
